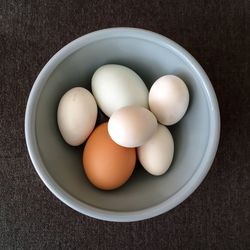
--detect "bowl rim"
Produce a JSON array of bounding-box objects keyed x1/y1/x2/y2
[{"x1": 25, "y1": 27, "x2": 220, "y2": 222}]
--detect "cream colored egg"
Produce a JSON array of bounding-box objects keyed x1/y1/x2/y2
[
  {"x1": 149, "y1": 75, "x2": 189, "y2": 125},
  {"x1": 91, "y1": 64, "x2": 148, "y2": 117},
  {"x1": 57, "y1": 87, "x2": 97, "y2": 146},
  {"x1": 108, "y1": 106, "x2": 157, "y2": 148},
  {"x1": 138, "y1": 124, "x2": 174, "y2": 176}
]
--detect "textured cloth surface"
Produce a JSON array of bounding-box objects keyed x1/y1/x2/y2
[{"x1": 0, "y1": 0, "x2": 249, "y2": 249}]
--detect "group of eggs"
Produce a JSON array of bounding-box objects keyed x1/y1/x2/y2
[{"x1": 57, "y1": 64, "x2": 189, "y2": 190}]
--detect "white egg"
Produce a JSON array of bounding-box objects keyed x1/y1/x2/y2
[
  {"x1": 57, "y1": 87, "x2": 97, "y2": 146},
  {"x1": 91, "y1": 64, "x2": 148, "y2": 117},
  {"x1": 149, "y1": 75, "x2": 189, "y2": 125},
  {"x1": 138, "y1": 124, "x2": 174, "y2": 176},
  {"x1": 108, "y1": 106, "x2": 157, "y2": 148}
]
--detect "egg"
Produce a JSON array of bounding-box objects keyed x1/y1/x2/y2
[
  {"x1": 149, "y1": 75, "x2": 189, "y2": 125},
  {"x1": 57, "y1": 87, "x2": 97, "y2": 146},
  {"x1": 91, "y1": 64, "x2": 148, "y2": 117},
  {"x1": 138, "y1": 124, "x2": 174, "y2": 176},
  {"x1": 108, "y1": 106, "x2": 158, "y2": 148},
  {"x1": 83, "y1": 123, "x2": 136, "y2": 190}
]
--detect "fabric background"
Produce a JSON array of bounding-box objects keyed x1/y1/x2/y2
[{"x1": 0, "y1": 0, "x2": 249, "y2": 249}]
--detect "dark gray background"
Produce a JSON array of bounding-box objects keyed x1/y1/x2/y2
[{"x1": 0, "y1": 0, "x2": 249, "y2": 249}]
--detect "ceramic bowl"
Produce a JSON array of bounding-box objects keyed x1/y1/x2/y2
[{"x1": 25, "y1": 28, "x2": 220, "y2": 222}]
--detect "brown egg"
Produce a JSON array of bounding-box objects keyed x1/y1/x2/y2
[{"x1": 83, "y1": 122, "x2": 136, "y2": 190}]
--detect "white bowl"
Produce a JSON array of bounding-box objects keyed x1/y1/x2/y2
[{"x1": 25, "y1": 28, "x2": 220, "y2": 222}]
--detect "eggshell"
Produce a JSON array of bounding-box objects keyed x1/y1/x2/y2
[
  {"x1": 83, "y1": 123, "x2": 136, "y2": 190},
  {"x1": 91, "y1": 64, "x2": 148, "y2": 117},
  {"x1": 138, "y1": 124, "x2": 174, "y2": 176},
  {"x1": 108, "y1": 106, "x2": 158, "y2": 148},
  {"x1": 57, "y1": 87, "x2": 97, "y2": 146},
  {"x1": 149, "y1": 75, "x2": 189, "y2": 125}
]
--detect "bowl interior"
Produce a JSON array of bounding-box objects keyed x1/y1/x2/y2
[{"x1": 35, "y1": 35, "x2": 210, "y2": 212}]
